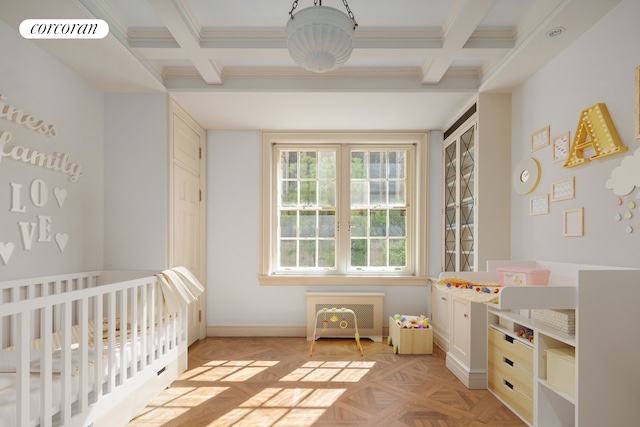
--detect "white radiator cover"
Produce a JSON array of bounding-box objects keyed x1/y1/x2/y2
[{"x1": 306, "y1": 292, "x2": 385, "y2": 342}]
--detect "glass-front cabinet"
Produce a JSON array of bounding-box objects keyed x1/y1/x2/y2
[
  {"x1": 443, "y1": 118, "x2": 476, "y2": 272},
  {"x1": 441, "y1": 94, "x2": 511, "y2": 273}
]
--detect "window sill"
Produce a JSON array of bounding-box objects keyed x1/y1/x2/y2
[{"x1": 258, "y1": 275, "x2": 429, "y2": 286}]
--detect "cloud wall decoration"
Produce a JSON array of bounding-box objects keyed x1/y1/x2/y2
[{"x1": 605, "y1": 147, "x2": 640, "y2": 196}]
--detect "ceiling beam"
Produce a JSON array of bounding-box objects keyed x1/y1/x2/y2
[
  {"x1": 148, "y1": 0, "x2": 223, "y2": 84},
  {"x1": 422, "y1": 0, "x2": 494, "y2": 84}
]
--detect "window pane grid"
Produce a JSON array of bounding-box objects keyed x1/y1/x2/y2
[
  {"x1": 350, "y1": 149, "x2": 408, "y2": 270},
  {"x1": 278, "y1": 149, "x2": 337, "y2": 269},
  {"x1": 350, "y1": 209, "x2": 407, "y2": 268}
]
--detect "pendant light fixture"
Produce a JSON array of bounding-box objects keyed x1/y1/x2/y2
[{"x1": 286, "y1": 0, "x2": 358, "y2": 73}]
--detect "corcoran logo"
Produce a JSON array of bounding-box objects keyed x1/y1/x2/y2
[{"x1": 19, "y1": 19, "x2": 109, "y2": 39}]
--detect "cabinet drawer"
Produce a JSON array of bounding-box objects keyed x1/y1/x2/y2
[
  {"x1": 488, "y1": 368, "x2": 533, "y2": 425},
  {"x1": 488, "y1": 349, "x2": 533, "y2": 398},
  {"x1": 488, "y1": 327, "x2": 533, "y2": 373}
]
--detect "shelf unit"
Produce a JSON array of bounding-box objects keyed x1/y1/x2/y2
[
  {"x1": 485, "y1": 260, "x2": 640, "y2": 427},
  {"x1": 488, "y1": 309, "x2": 571, "y2": 426},
  {"x1": 488, "y1": 323, "x2": 534, "y2": 425}
]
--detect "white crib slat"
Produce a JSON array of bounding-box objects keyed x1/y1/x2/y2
[
  {"x1": 78, "y1": 297, "x2": 89, "y2": 414},
  {"x1": 93, "y1": 293, "x2": 103, "y2": 401},
  {"x1": 60, "y1": 301, "x2": 72, "y2": 426},
  {"x1": 178, "y1": 308, "x2": 183, "y2": 347},
  {"x1": 149, "y1": 282, "x2": 156, "y2": 362},
  {"x1": 131, "y1": 287, "x2": 138, "y2": 377},
  {"x1": 156, "y1": 289, "x2": 163, "y2": 356},
  {"x1": 140, "y1": 282, "x2": 148, "y2": 370},
  {"x1": 160, "y1": 301, "x2": 167, "y2": 355},
  {"x1": 53, "y1": 281, "x2": 62, "y2": 331},
  {"x1": 107, "y1": 290, "x2": 117, "y2": 393},
  {"x1": 40, "y1": 305, "x2": 53, "y2": 427},
  {"x1": 119, "y1": 288, "x2": 127, "y2": 385},
  {"x1": 17, "y1": 312, "x2": 30, "y2": 427}
]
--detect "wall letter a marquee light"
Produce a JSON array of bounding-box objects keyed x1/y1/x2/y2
[{"x1": 564, "y1": 103, "x2": 626, "y2": 168}]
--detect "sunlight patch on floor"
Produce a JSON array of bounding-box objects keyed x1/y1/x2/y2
[
  {"x1": 280, "y1": 360, "x2": 376, "y2": 382},
  {"x1": 185, "y1": 360, "x2": 280, "y2": 382},
  {"x1": 207, "y1": 360, "x2": 374, "y2": 425},
  {"x1": 142, "y1": 359, "x2": 374, "y2": 426},
  {"x1": 212, "y1": 388, "x2": 345, "y2": 427},
  {"x1": 133, "y1": 387, "x2": 230, "y2": 423}
]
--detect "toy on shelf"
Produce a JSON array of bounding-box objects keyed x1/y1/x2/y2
[
  {"x1": 439, "y1": 277, "x2": 502, "y2": 294},
  {"x1": 435, "y1": 277, "x2": 503, "y2": 304},
  {"x1": 516, "y1": 327, "x2": 534, "y2": 344}
]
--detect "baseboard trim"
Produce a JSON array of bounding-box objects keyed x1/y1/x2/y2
[
  {"x1": 207, "y1": 325, "x2": 306, "y2": 337},
  {"x1": 207, "y1": 325, "x2": 392, "y2": 340},
  {"x1": 446, "y1": 351, "x2": 487, "y2": 390}
]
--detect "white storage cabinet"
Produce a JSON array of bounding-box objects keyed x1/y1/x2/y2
[
  {"x1": 446, "y1": 295, "x2": 487, "y2": 389},
  {"x1": 429, "y1": 279, "x2": 451, "y2": 351},
  {"x1": 432, "y1": 271, "x2": 496, "y2": 389}
]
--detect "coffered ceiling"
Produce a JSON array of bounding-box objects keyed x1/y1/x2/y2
[{"x1": 0, "y1": 0, "x2": 620, "y2": 130}]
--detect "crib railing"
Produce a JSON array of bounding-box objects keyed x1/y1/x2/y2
[
  {"x1": 0, "y1": 272, "x2": 101, "y2": 349},
  {"x1": 0, "y1": 271, "x2": 187, "y2": 427},
  {"x1": 0, "y1": 272, "x2": 101, "y2": 302}
]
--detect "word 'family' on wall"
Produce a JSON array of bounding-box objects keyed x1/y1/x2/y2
[{"x1": 1, "y1": 92, "x2": 76, "y2": 266}]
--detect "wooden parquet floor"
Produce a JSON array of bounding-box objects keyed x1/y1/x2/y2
[{"x1": 128, "y1": 337, "x2": 527, "y2": 427}]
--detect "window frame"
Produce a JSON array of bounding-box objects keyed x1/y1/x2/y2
[{"x1": 260, "y1": 132, "x2": 429, "y2": 286}]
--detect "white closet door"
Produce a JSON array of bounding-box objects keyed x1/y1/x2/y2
[{"x1": 170, "y1": 100, "x2": 206, "y2": 346}]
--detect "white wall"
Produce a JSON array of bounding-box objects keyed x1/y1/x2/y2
[
  {"x1": 207, "y1": 131, "x2": 431, "y2": 329},
  {"x1": 0, "y1": 20, "x2": 104, "y2": 280},
  {"x1": 103, "y1": 94, "x2": 169, "y2": 270},
  {"x1": 511, "y1": 0, "x2": 640, "y2": 267}
]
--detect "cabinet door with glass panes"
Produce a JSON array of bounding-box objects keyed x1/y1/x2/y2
[{"x1": 442, "y1": 120, "x2": 476, "y2": 272}]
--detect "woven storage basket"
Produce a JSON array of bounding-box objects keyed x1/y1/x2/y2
[{"x1": 531, "y1": 309, "x2": 575, "y2": 334}]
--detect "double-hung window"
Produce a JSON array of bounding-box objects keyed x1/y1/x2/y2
[{"x1": 260, "y1": 132, "x2": 428, "y2": 286}]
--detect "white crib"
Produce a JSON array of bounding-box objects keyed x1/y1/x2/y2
[{"x1": 0, "y1": 270, "x2": 190, "y2": 427}]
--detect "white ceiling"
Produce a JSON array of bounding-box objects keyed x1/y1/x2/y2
[{"x1": 0, "y1": 0, "x2": 620, "y2": 131}]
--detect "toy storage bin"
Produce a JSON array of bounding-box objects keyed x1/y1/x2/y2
[
  {"x1": 496, "y1": 267, "x2": 550, "y2": 286},
  {"x1": 388, "y1": 316, "x2": 433, "y2": 354},
  {"x1": 546, "y1": 347, "x2": 576, "y2": 397}
]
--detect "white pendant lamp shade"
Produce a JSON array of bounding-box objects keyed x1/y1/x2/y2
[{"x1": 287, "y1": 6, "x2": 355, "y2": 73}]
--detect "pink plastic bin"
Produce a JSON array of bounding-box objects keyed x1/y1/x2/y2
[{"x1": 496, "y1": 267, "x2": 550, "y2": 286}]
